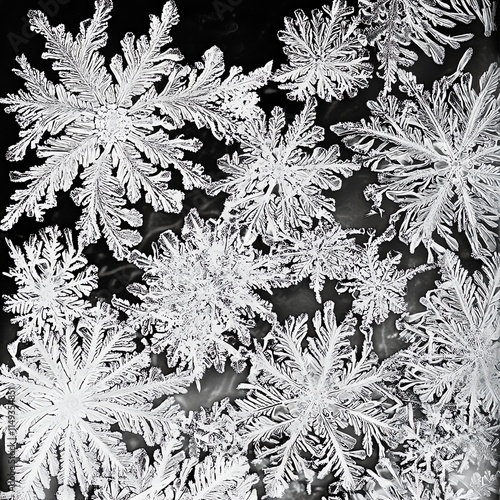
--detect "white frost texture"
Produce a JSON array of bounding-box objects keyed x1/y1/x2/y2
[{"x1": 0, "y1": 1, "x2": 498, "y2": 500}]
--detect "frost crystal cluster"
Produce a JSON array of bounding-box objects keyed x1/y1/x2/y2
[{"x1": 0, "y1": 0, "x2": 498, "y2": 499}]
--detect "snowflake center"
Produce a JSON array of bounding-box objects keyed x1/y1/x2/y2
[
  {"x1": 95, "y1": 106, "x2": 132, "y2": 143},
  {"x1": 60, "y1": 393, "x2": 84, "y2": 415},
  {"x1": 269, "y1": 160, "x2": 288, "y2": 186},
  {"x1": 37, "y1": 280, "x2": 58, "y2": 306}
]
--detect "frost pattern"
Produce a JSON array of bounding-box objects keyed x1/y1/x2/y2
[
  {"x1": 92, "y1": 435, "x2": 257, "y2": 500},
  {"x1": 333, "y1": 50, "x2": 500, "y2": 258},
  {"x1": 236, "y1": 301, "x2": 401, "y2": 497},
  {"x1": 209, "y1": 99, "x2": 359, "y2": 242},
  {"x1": 397, "y1": 251, "x2": 500, "y2": 423},
  {"x1": 270, "y1": 220, "x2": 360, "y2": 303},
  {"x1": 0, "y1": 0, "x2": 270, "y2": 257},
  {"x1": 115, "y1": 209, "x2": 289, "y2": 380},
  {"x1": 3, "y1": 226, "x2": 97, "y2": 341},
  {"x1": 359, "y1": 457, "x2": 499, "y2": 500},
  {"x1": 359, "y1": 0, "x2": 497, "y2": 91},
  {"x1": 337, "y1": 227, "x2": 430, "y2": 335},
  {"x1": 273, "y1": 0, "x2": 372, "y2": 102},
  {"x1": 0, "y1": 1, "x2": 498, "y2": 499},
  {"x1": 0, "y1": 303, "x2": 191, "y2": 500}
]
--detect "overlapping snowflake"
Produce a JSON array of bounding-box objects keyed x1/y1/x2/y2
[{"x1": 0, "y1": 1, "x2": 498, "y2": 499}]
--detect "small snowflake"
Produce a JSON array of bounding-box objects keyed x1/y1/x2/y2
[
  {"x1": 273, "y1": 0, "x2": 372, "y2": 101},
  {"x1": 270, "y1": 220, "x2": 361, "y2": 303},
  {"x1": 337, "y1": 226, "x2": 430, "y2": 335},
  {"x1": 209, "y1": 99, "x2": 359, "y2": 242},
  {"x1": 115, "y1": 209, "x2": 289, "y2": 380},
  {"x1": 3, "y1": 226, "x2": 97, "y2": 340}
]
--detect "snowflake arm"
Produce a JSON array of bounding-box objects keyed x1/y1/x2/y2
[
  {"x1": 273, "y1": 0, "x2": 372, "y2": 102},
  {"x1": 154, "y1": 47, "x2": 272, "y2": 142}
]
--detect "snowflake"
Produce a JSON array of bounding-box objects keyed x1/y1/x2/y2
[
  {"x1": 269, "y1": 220, "x2": 361, "y2": 303},
  {"x1": 3, "y1": 226, "x2": 97, "y2": 341},
  {"x1": 333, "y1": 50, "x2": 500, "y2": 258},
  {"x1": 337, "y1": 226, "x2": 430, "y2": 335},
  {"x1": 114, "y1": 209, "x2": 289, "y2": 380},
  {"x1": 273, "y1": 0, "x2": 372, "y2": 102},
  {"x1": 359, "y1": 457, "x2": 499, "y2": 500},
  {"x1": 209, "y1": 99, "x2": 359, "y2": 242},
  {"x1": 0, "y1": 303, "x2": 191, "y2": 500},
  {"x1": 0, "y1": 0, "x2": 270, "y2": 258},
  {"x1": 92, "y1": 435, "x2": 257, "y2": 500},
  {"x1": 236, "y1": 301, "x2": 401, "y2": 497},
  {"x1": 393, "y1": 404, "x2": 498, "y2": 490},
  {"x1": 184, "y1": 398, "x2": 243, "y2": 458},
  {"x1": 359, "y1": 0, "x2": 497, "y2": 92},
  {"x1": 397, "y1": 251, "x2": 500, "y2": 423}
]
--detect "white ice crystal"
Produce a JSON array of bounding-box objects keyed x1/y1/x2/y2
[
  {"x1": 384, "y1": 403, "x2": 499, "y2": 498},
  {"x1": 359, "y1": 0, "x2": 497, "y2": 92},
  {"x1": 3, "y1": 226, "x2": 97, "y2": 340},
  {"x1": 92, "y1": 435, "x2": 257, "y2": 500},
  {"x1": 398, "y1": 251, "x2": 500, "y2": 423},
  {"x1": 0, "y1": 303, "x2": 191, "y2": 500},
  {"x1": 0, "y1": 0, "x2": 270, "y2": 257},
  {"x1": 184, "y1": 398, "x2": 242, "y2": 458},
  {"x1": 333, "y1": 50, "x2": 500, "y2": 259},
  {"x1": 359, "y1": 457, "x2": 499, "y2": 500},
  {"x1": 209, "y1": 99, "x2": 359, "y2": 242},
  {"x1": 269, "y1": 220, "x2": 361, "y2": 303},
  {"x1": 115, "y1": 209, "x2": 289, "y2": 380},
  {"x1": 273, "y1": 0, "x2": 372, "y2": 102},
  {"x1": 236, "y1": 301, "x2": 401, "y2": 497},
  {"x1": 337, "y1": 226, "x2": 430, "y2": 335}
]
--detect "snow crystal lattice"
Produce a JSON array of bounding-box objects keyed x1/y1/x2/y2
[
  {"x1": 236, "y1": 301, "x2": 401, "y2": 497},
  {"x1": 273, "y1": 0, "x2": 372, "y2": 102},
  {"x1": 0, "y1": 0, "x2": 270, "y2": 257},
  {"x1": 333, "y1": 49, "x2": 500, "y2": 259}
]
